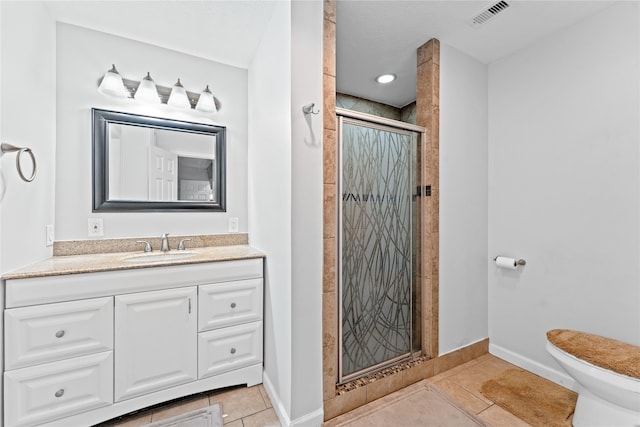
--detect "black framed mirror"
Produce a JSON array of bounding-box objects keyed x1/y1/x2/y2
[{"x1": 92, "y1": 108, "x2": 226, "y2": 212}]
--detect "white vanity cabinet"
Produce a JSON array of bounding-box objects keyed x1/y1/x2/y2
[{"x1": 2, "y1": 256, "x2": 264, "y2": 427}]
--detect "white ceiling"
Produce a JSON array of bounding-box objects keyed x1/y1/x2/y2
[
  {"x1": 43, "y1": 1, "x2": 279, "y2": 69},
  {"x1": 44, "y1": 0, "x2": 616, "y2": 108},
  {"x1": 337, "y1": 0, "x2": 615, "y2": 107}
]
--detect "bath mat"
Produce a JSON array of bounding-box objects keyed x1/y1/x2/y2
[
  {"x1": 324, "y1": 380, "x2": 488, "y2": 426},
  {"x1": 145, "y1": 404, "x2": 223, "y2": 427},
  {"x1": 480, "y1": 368, "x2": 577, "y2": 427}
]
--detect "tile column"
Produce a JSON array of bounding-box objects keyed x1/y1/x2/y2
[
  {"x1": 416, "y1": 38, "x2": 440, "y2": 359},
  {"x1": 322, "y1": 0, "x2": 340, "y2": 416}
]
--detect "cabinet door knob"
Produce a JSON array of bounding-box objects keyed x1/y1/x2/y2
[
  {"x1": 55, "y1": 330, "x2": 65, "y2": 338},
  {"x1": 230, "y1": 347, "x2": 236, "y2": 354},
  {"x1": 230, "y1": 302, "x2": 236, "y2": 309},
  {"x1": 55, "y1": 389, "x2": 65, "y2": 398}
]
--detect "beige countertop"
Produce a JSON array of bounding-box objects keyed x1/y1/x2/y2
[{"x1": 2, "y1": 245, "x2": 265, "y2": 280}]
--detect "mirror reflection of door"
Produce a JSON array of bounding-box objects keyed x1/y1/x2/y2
[
  {"x1": 109, "y1": 124, "x2": 154, "y2": 200},
  {"x1": 149, "y1": 146, "x2": 178, "y2": 201}
]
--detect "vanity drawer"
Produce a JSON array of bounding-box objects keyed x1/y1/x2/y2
[
  {"x1": 198, "y1": 321, "x2": 263, "y2": 379},
  {"x1": 5, "y1": 297, "x2": 113, "y2": 370},
  {"x1": 198, "y1": 279, "x2": 263, "y2": 332},
  {"x1": 4, "y1": 351, "x2": 113, "y2": 427}
]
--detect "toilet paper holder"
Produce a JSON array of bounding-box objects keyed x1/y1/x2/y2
[{"x1": 493, "y1": 256, "x2": 526, "y2": 266}]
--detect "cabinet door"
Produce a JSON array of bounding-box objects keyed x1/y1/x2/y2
[{"x1": 114, "y1": 287, "x2": 197, "y2": 402}]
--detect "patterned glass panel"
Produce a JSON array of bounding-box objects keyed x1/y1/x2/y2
[{"x1": 340, "y1": 121, "x2": 414, "y2": 379}]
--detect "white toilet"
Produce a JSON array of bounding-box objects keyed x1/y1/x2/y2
[{"x1": 546, "y1": 329, "x2": 640, "y2": 427}]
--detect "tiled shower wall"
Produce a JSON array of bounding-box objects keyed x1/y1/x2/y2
[
  {"x1": 336, "y1": 92, "x2": 416, "y2": 124},
  {"x1": 322, "y1": 1, "x2": 487, "y2": 420}
]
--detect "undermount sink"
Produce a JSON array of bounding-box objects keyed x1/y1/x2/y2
[{"x1": 123, "y1": 252, "x2": 196, "y2": 263}]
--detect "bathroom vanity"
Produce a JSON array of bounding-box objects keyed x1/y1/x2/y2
[{"x1": 1, "y1": 246, "x2": 265, "y2": 427}]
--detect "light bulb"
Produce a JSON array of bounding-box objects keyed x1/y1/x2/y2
[
  {"x1": 168, "y1": 78, "x2": 191, "y2": 109},
  {"x1": 375, "y1": 73, "x2": 396, "y2": 84},
  {"x1": 134, "y1": 72, "x2": 161, "y2": 104},
  {"x1": 98, "y1": 64, "x2": 127, "y2": 98},
  {"x1": 195, "y1": 85, "x2": 217, "y2": 113}
]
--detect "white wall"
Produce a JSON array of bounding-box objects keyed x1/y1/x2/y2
[
  {"x1": 55, "y1": 23, "x2": 248, "y2": 240},
  {"x1": 439, "y1": 44, "x2": 489, "y2": 355},
  {"x1": 248, "y1": 1, "x2": 324, "y2": 425},
  {"x1": 488, "y1": 2, "x2": 640, "y2": 388},
  {"x1": 289, "y1": 1, "x2": 323, "y2": 424},
  {"x1": 0, "y1": 1, "x2": 56, "y2": 273},
  {"x1": 248, "y1": 0, "x2": 293, "y2": 423}
]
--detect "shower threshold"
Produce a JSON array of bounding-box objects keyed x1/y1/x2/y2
[{"x1": 336, "y1": 353, "x2": 430, "y2": 393}]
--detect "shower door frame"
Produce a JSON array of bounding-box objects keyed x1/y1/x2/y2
[{"x1": 336, "y1": 107, "x2": 426, "y2": 384}]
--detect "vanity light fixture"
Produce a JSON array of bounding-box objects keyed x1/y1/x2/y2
[
  {"x1": 167, "y1": 78, "x2": 191, "y2": 109},
  {"x1": 98, "y1": 64, "x2": 128, "y2": 98},
  {"x1": 375, "y1": 73, "x2": 397, "y2": 84},
  {"x1": 195, "y1": 85, "x2": 217, "y2": 113},
  {"x1": 135, "y1": 72, "x2": 161, "y2": 104},
  {"x1": 97, "y1": 65, "x2": 220, "y2": 113}
]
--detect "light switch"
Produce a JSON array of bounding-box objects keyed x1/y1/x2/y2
[{"x1": 46, "y1": 225, "x2": 55, "y2": 247}]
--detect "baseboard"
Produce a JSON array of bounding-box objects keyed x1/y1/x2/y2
[
  {"x1": 262, "y1": 372, "x2": 291, "y2": 426},
  {"x1": 438, "y1": 336, "x2": 489, "y2": 357},
  {"x1": 489, "y1": 343, "x2": 579, "y2": 392},
  {"x1": 262, "y1": 371, "x2": 324, "y2": 427},
  {"x1": 290, "y1": 408, "x2": 324, "y2": 426}
]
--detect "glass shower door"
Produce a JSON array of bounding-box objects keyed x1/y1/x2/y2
[{"x1": 338, "y1": 114, "x2": 418, "y2": 383}]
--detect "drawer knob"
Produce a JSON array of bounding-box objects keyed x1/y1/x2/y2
[
  {"x1": 55, "y1": 330, "x2": 65, "y2": 338},
  {"x1": 230, "y1": 347, "x2": 236, "y2": 354},
  {"x1": 54, "y1": 389, "x2": 65, "y2": 398},
  {"x1": 230, "y1": 302, "x2": 236, "y2": 309}
]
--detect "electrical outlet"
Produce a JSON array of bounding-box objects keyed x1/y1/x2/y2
[
  {"x1": 46, "y1": 225, "x2": 55, "y2": 247},
  {"x1": 228, "y1": 217, "x2": 239, "y2": 233},
  {"x1": 88, "y1": 218, "x2": 104, "y2": 237}
]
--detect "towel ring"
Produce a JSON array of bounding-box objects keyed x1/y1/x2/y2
[{"x1": 1, "y1": 143, "x2": 37, "y2": 182}]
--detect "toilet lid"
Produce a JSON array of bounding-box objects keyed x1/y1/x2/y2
[{"x1": 547, "y1": 329, "x2": 640, "y2": 379}]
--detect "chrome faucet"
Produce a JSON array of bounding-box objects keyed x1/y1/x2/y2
[{"x1": 160, "y1": 233, "x2": 170, "y2": 252}]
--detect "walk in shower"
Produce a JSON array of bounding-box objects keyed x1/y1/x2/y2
[{"x1": 337, "y1": 108, "x2": 425, "y2": 383}]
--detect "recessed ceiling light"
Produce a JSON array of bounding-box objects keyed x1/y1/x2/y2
[{"x1": 375, "y1": 73, "x2": 396, "y2": 84}]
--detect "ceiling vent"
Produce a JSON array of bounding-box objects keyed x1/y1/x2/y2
[{"x1": 468, "y1": 1, "x2": 511, "y2": 28}]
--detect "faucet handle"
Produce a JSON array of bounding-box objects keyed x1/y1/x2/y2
[
  {"x1": 136, "y1": 241, "x2": 153, "y2": 252},
  {"x1": 160, "y1": 233, "x2": 170, "y2": 252},
  {"x1": 178, "y1": 238, "x2": 192, "y2": 251}
]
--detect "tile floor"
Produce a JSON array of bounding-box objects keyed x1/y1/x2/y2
[
  {"x1": 103, "y1": 354, "x2": 564, "y2": 426},
  {"x1": 100, "y1": 383, "x2": 279, "y2": 427},
  {"x1": 426, "y1": 354, "x2": 536, "y2": 426}
]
